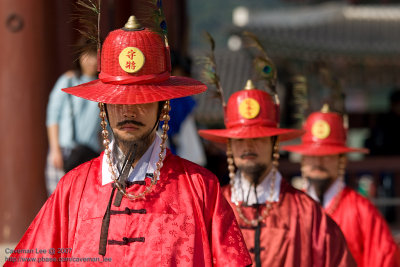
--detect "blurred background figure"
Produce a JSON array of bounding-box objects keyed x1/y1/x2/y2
[
  {"x1": 365, "y1": 88, "x2": 400, "y2": 156},
  {"x1": 45, "y1": 38, "x2": 101, "y2": 195},
  {"x1": 283, "y1": 105, "x2": 400, "y2": 267},
  {"x1": 165, "y1": 50, "x2": 206, "y2": 166}
]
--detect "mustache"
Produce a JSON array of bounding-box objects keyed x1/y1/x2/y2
[
  {"x1": 240, "y1": 152, "x2": 258, "y2": 159},
  {"x1": 310, "y1": 166, "x2": 328, "y2": 173},
  {"x1": 117, "y1": 120, "x2": 145, "y2": 127}
]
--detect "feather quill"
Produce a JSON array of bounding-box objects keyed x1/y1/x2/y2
[
  {"x1": 70, "y1": 0, "x2": 101, "y2": 69},
  {"x1": 198, "y1": 32, "x2": 226, "y2": 107},
  {"x1": 242, "y1": 31, "x2": 278, "y2": 96},
  {"x1": 292, "y1": 75, "x2": 309, "y2": 127},
  {"x1": 243, "y1": 31, "x2": 280, "y2": 124},
  {"x1": 137, "y1": 0, "x2": 168, "y2": 40},
  {"x1": 319, "y1": 67, "x2": 346, "y2": 115}
]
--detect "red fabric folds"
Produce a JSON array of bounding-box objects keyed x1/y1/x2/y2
[
  {"x1": 222, "y1": 179, "x2": 356, "y2": 267},
  {"x1": 5, "y1": 151, "x2": 252, "y2": 266},
  {"x1": 327, "y1": 187, "x2": 400, "y2": 267}
]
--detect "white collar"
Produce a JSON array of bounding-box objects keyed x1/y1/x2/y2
[
  {"x1": 101, "y1": 134, "x2": 165, "y2": 186},
  {"x1": 307, "y1": 178, "x2": 345, "y2": 208},
  {"x1": 231, "y1": 169, "x2": 282, "y2": 205}
]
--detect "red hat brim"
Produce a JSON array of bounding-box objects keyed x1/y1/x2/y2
[
  {"x1": 198, "y1": 126, "x2": 304, "y2": 143},
  {"x1": 62, "y1": 76, "x2": 207, "y2": 104},
  {"x1": 282, "y1": 143, "x2": 369, "y2": 156}
]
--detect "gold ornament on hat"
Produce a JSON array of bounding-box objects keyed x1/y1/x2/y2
[
  {"x1": 321, "y1": 103, "x2": 330, "y2": 113},
  {"x1": 244, "y1": 79, "x2": 256, "y2": 90},
  {"x1": 124, "y1": 15, "x2": 142, "y2": 30}
]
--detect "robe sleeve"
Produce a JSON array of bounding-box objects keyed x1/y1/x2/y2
[
  {"x1": 4, "y1": 162, "x2": 91, "y2": 266},
  {"x1": 184, "y1": 162, "x2": 252, "y2": 267},
  {"x1": 308, "y1": 199, "x2": 357, "y2": 267},
  {"x1": 4, "y1": 179, "x2": 70, "y2": 266},
  {"x1": 360, "y1": 198, "x2": 400, "y2": 267},
  {"x1": 322, "y1": 216, "x2": 357, "y2": 267},
  {"x1": 207, "y1": 179, "x2": 252, "y2": 267}
]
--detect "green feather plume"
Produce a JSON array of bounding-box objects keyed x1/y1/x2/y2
[
  {"x1": 319, "y1": 67, "x2": 346, "y2": 115},
  {"x1": 137, "y1": 0, "x2": 168, "y2": 40},
  {"x1": 198, "y1": 32, "x2": 226, "y2": 107},
  {"x1": 242, "y1": 31, "x2": 277, "y2": 95},
  {"x1": 292, "y1": 75, "x2": 309, "y2": 127}
]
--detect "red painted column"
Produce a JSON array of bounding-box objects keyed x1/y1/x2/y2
[{"x1": 0, "y1": 0, "x2": 55, "y2": 243}]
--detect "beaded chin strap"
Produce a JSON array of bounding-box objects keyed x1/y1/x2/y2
[
  {"x1": 98, "y1": 101, "x2": 171, "y2": 201},
  {"x1": 228, "y1": 139, "x2": 280, "y2": 227}
]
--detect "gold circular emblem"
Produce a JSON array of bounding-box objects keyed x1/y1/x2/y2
[
  {"x1": 311, "y1": 120, "x2": 331, "y2": 139},
  {"x1": 118, "y1": 47, "x2": 145, "y2": 73},
  {"x1": 238, "y1": 98, "x2": 260, "y2": 119}
]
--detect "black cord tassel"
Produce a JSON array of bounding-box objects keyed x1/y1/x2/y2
[
  {"x1": 255, "y1": 221, "x2": 262, "y2": 267},
  {"x1": 99, "y1": 186, "x2": 116, "y2": 256},
  {"x1": 113, "y1": 144, "x2": 137, "y2": 207}
]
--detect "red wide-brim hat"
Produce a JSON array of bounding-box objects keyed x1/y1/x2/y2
[
  {"x1": 198, "y1": 85, "x2": 304, "y2": 143},
  {"x1": 282, "y1": 143, "x2": 368, "y2": 156},
  {"x1": 199, "y1": 126, "x2": 304, "y2": 143},
  {"x1": 282, "y1": 108, "x2": 369, "y2": 156},
  {"x1": 62, "y1": 18, "x2": 206, "y2": 104},
  {"x1": 63, "y1": 76, "x2": 206, "y2": 104}
]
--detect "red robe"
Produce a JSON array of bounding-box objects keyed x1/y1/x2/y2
[
  {"x1": 327, "y1": 187, "x2": 400, "y2": 267},
  {"x1": 5, "y1": 151, "x2": 252, "y2": 266},
  {"x1": 222, "y1": 179, "x2": 356, "y2": 267}
]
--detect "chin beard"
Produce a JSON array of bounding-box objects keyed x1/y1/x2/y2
[
  {"x1": 307, "y1": 177, "x2": 334, "y2": 203},
  {"x1": 237, "y1": 163, "x2": 268, "y2": 184},
  {"x1": 113, "y1": 128, "x2": 155, "y2": 164}
]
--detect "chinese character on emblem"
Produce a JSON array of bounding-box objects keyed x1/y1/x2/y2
[
  {"x1": 311, "y1": 120, "x2": 331, "y2": 139},
  {"x1": 125, "y1": 60, "x2": 136, "y2": 71},
  {"x1": 127, "y1": 49, "x2": 136, "y2": 60}
]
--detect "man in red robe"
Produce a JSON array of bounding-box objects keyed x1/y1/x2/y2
[
  {"x1": 5, "y1": 16, "x2": 252, "y2": 267},
  {"x1": 283, "y1": 104, "x2": 400, "y2": 267},
  {"x1": 199, "y1": 80, "x2": 356, "y2": 266}
]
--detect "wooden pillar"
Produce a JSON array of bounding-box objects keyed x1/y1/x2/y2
[{"x1": 0, "y1": 0, "x2": 55, "y2": 243}]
